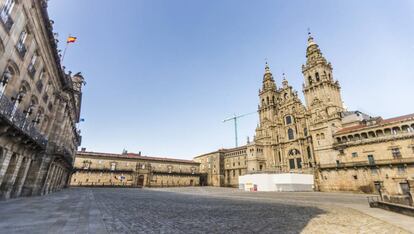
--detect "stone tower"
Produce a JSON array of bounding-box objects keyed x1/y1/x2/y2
[
  {"x1": 302, "y1": 33, "x2": 343, "y2": 111},
  {"x1": 258, "y1": 63, "x2": 277, "y2": 127},
  {"x1": 301, "y1": 34, "x2": 344, "y2": 166}
]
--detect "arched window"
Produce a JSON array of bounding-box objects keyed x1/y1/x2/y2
[
  {"x1": 315, "y1": 72, "x2": 320, "y2": 82},
  {"x1": 262, "y1": 99, "x2": 265, "y2": 105},
  {"x1": 307, "y1": 146, "x2": 312, "y2": 159},
  {"x1": 284, "y1": 93, "x2": 288, "y2": 100},
  {"x1": 285, "y1": 115, "x2": 293, "y2": 125},
  {"x1": 304, "y1": 128, "x2": 308, "y2": 136},
  {"x1": 288, "y1": 128, "x2": 294, "y2": 140},
  {"x1": 266, "y1": 96, "x2": 269, "y2": 104},
  {"x1": 272, "y1": 96, "x2": 275, "y2": 104},
  {"x1": 308, "y1": 76, "x2": 312, "y2": 85}
]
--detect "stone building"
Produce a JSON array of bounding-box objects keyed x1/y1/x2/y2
[
  {"x1": 195, "y1": 34, "x2": 414, "y2": 203},
  {"x1": 0, "y1": 0, "x2": 84, "y2": 199},
  {"x1": 71, "y1": 150, "x2": 201, "y2": 187}
]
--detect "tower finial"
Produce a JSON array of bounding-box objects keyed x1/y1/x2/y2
[
  {"x1": 307, "y1": 28, "x2": 315, "y2": 46},
  {"x1": 264, "y1": 59, "x2": 270, "y2": 73}
]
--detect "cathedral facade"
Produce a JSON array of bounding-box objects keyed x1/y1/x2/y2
[{"x1": 195, "y1": 34, "x2": 414, "y2": 205}]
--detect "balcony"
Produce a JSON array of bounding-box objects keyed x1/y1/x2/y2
[
  {"x1": 0, "y1": 14, "x2": 13, "y2": 32},
  {"x1": 319, "y1": 157, "x2": 414, "y2": 170},
  {"x1": 50, "y1": 143, "x2": 74, "y2": 165},
  {"x1": 0, "y1": 94, "x2": 47, "y2": 149}
]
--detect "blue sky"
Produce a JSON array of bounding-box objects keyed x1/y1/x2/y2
[{"x1": 48, "y1": 0, "x2": 414, "y2": 159}]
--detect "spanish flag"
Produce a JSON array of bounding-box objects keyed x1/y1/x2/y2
[{"x1": 67, "y1": 36, "x2": 77, "y2": 43}]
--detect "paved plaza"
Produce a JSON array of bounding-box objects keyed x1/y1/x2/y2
[{"x1": 0, "y1": 187, "x2": 413, "y2": 234}]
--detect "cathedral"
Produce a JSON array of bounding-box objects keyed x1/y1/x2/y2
[{"x1": 195, "y1": 34, "x2": 414, "y2": 205}]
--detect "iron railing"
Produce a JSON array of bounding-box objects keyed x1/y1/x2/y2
[
  {"x1": 0, "y1": 94, "x2": 47, "y2": 148},
  {"x1": 319, "y1": 157, "x2": 414, "y2": 169}
]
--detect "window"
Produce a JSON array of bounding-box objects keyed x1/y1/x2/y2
[
  {"x1": 239, "y1": 169, "x2": 241, "y2": 175},
  {"x1": 367, "y1": 155, "x2": 375, "y2": 165},
  {"x1": 232, "y1": 170, "x2": 235, "y2": 176},
  {"x1": 307, "y1": 146, "x2": 312, "y2": 159},
  {"x1": 308, "y1": 76, "x2": 312, "y2": 85},
  {"x1": 352, "y1": 152, "x2": 358, "y2": 158},
  {"x1": 400, "y1": 183, "x2": 409, "y2": 195},
  {"x1": 391, "y1": 148, "x2": 401, "y2": 159},
  {"x1": 285, "y1": 116, "x2": 293, "y2": 125},
  {"x1": 288, "y1": 128, "x2": 294, "y2": 140},
  {"x1": 289, "y1": 159, "x2": 295, "y2": 169},
  {"x1": 296, "y1": 158, "x2": 302, "y2": 169},
  {"x1": 259, "y1": 165, "x2": 263, "y2": 171},
  {"x1": 315, "y1": 72, "x2": 320, "y2": 82},
  {"x1": 304, "y1": 128, "x2": 308, "y2": 136},
  {"x1": 27, "y1": 53, "x2": 38, "y2": 78},
  {"x1": 0, "y1": 0, "x2": 14, "y2": 30},
  {"x1": 16, "y1": 29, "x2": 27, "y2": 58},
  {"x1": 397, "y1": 165, "x2": 405, "y2": 173},
  {"x1": 110, "y1": 162, "x2": 116, "y2": 171}
]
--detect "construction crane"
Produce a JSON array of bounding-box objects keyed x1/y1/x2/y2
[{"x1": 223, "y1": 111, "x2": 256, "y2": 147}]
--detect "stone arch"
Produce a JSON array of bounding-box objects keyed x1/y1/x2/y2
[
  {"x1": 341, "y1": 136, "x2": 348, "y2": 142},
  {"x1": 0, "y1": 153, "x2": 18, "y2": 196},
  {"x1": 361, "y1": 132, "x2": 368, "y2": 139},
  {"x1": 288, "y1": 149, "x2": 300, "y2": 156},
  {"x1": 368, "y1": 131, "x2": 376, "y2": 138},
  {"x1": 384, "y1": 128, "x2": 391, "y2": 135},
  {"x1": 353, "y1": 134, "x2": 361, "y2": 140},
  {"x1": 11, "y1": 156, "x2": 30, "y2": 198},
  {"x1": 401, "y1": 125, "x2": 410, "y2": 132},
  {"x1": 376, "y1": 129, "x2": 384, "y2": 137},
  {"x1": 315, "y1": 72, "x2": 320, "y2": 82},
  {"x1": 6, "y1": 59, "x2": 20, "y2": 76},
  {"x1": 392, "y1": 126, "x2": 400, "y2": 134}
]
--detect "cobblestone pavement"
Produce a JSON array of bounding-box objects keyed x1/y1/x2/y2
[{"x1": 0, "y1": 187, "x2": 411, "y2": 234}]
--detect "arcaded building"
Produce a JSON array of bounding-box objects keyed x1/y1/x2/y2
[
  {"x1": 195, "y1": 34, "x2": 414, "y2": 204},
  {"x1": 0, "y1": 0, "x2": 84, "y2": 199},
  {"x1": 71, "y1": 150, "x2": 201, "y2": 187}
]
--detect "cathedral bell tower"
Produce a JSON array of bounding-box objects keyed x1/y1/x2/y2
[
  {"x1": 302, "y1": 33, "x2": 343, "y2": 115},
  {"x1": 301, "y1": 33, "x2": 344, "y2": 167},
  {"x1": 258, "y1": 62, "x2": 277, "y2": 124}
]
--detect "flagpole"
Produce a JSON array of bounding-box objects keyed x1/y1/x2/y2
[{"x1": 61, "y1": 41, "x2": 69, "y2": 63}]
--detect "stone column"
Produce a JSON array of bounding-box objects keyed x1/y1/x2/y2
[
  {"x1": 43, "y1": 164, "x2": 56, "y2": 195},
  {"x1": 52, "y1": 167, "x2": 62, "y2": 192},
  {"x1": 3, "y1": 155, "x2": 23, "y2": 199},
  {"x1": 14, "y1": 158, "x2": 32, "y2": 197},
  {"x1": 0, "y1": 149, "x2": 13, "y2": 186},
  {"x1": 22, "y1": 153, "x2": 52, "y2": 196},
  {"x1": 407, "y1": 178, "x2": 414, "y2": 206}
]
